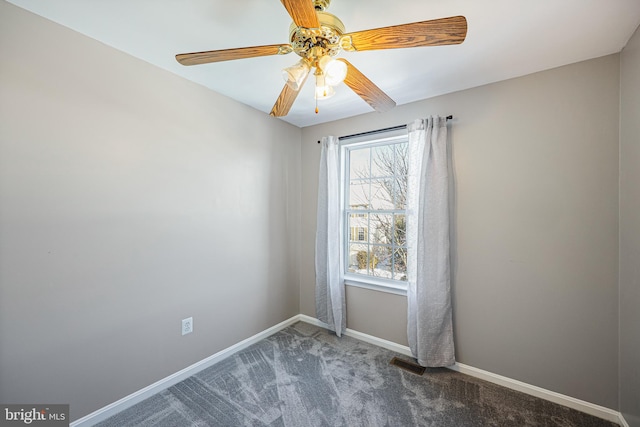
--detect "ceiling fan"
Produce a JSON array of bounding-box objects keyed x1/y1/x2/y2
[{"x1": 175, "y1": 0, "x2": 467, "y2": 117}]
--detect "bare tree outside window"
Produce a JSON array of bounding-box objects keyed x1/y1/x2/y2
[{"x1": 346, "y1": 141, "x2": 408, "y2": 281}]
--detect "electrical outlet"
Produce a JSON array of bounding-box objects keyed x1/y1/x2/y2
[{"x1": 182, "y1": 317, "x2": 193, "y2": 335}]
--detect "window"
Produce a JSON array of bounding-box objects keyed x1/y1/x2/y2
[
  {"x1": 342, "y1": 132, "x2": 408, "y2": 292},
  {"x1": 349, "y1": 226, "x2": 368, "y2": 242}
]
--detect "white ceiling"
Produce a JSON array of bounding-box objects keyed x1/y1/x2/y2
[{"x1": 7, "y1": 0, "x2": 640, "y2": 128}]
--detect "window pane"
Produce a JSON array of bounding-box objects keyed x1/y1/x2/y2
[
  {"x1": 348, "y1": 243, "x2": 369, "y2": 275},
  {"x1": 370, "y1": 179, "x2": 393, "y2": 210},
  {"x1": 349, "y1": 213, "x2": 369, "y2": 243},
  {"x1": 394, "y1": 214, "x2": 406, "y2": 246},
  {"x1": 349, "y1": 148, "x2": 370, "y2": 180},
  {"x1": 371, "y1": 145, "x2": 395, "y2": 178},
  {"x1": 371, "y1": 245, "x2": 393, "y2": 279},
  {"x1": 370, "y1": 213, "x2": 393, "y2": 244},
  {"x1": 349, "y1": 181, "x2": 370, "y2": 209},
  {"x1": 394, "y1": 176, "x2": 407, "y2": 209},
  {"x1": 393, "y1": 247, "x2": 408, "y2": 281},
  {"x1": 394, "y1": 143, "x2": 408, "y2": 175}
]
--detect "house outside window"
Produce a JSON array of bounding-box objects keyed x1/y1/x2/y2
[
  {"x1": 342, "y1": 132, "x2": 408, "y2": 293},
  {"x1": 350, "y1": 226, "x2": 369, "y2": 242}
]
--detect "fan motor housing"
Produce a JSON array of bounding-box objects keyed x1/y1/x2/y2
[{"x1": 289, "y1": 11, "x2": 346, "y2": 60}]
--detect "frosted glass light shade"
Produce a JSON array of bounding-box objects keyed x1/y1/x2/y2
[
  {"x1": 318, "y1": 56, "x2": 347, "y2": 86},
  {"x1": 282, "y1": 60, "x2": 310, "y2": 91},
  {"x1": 315, "y1": 85, "x2": 335, "y2": 99}
]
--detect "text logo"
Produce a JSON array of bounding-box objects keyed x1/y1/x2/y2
[{"x1": 1, "y1": 405, "x2": 69, "y2": 426}]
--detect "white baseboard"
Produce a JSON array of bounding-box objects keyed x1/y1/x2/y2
[
  {"x1": 448, "y1": 363, "x2": 622, "y2": 425},
  {"x1": 296, "y1": 315, "x2": 625, "y2": 426},
  {"x1": 297, "y1": 314, "x2": 414, "y2": 357},
  {"x1": 70, "y1": 315, "x2": 302, "y2": 427},
  {"x1": 72, "y1": 314, "x2": 628, "y2": 427},
  {"x1": 618, "y1": 413, "x2": 631, "y2": 427}
]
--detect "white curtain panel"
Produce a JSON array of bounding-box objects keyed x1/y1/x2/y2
[
  {"x1": 406, "y1": 117, "x2": 455, "y2": 367},
  {"x1": 315, "y1": 136, "x2": 346, "y2": 337}
]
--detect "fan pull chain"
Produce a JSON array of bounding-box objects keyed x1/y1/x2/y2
[{"x1": 315, "y1": 97, "x2": 318, "y2": 114}]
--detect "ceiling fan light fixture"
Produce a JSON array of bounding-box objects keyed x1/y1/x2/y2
[
  {"x1": 176, "y1": 0, "x2": 467, "y2": 118},
  {"x1": 282, "y1": 60, "x2": 311, "y2": 91},
  {"x1": 315, "y1": 85, "x2": 335, "y2": 100},
  {"x1": 314, "y1": 71, "x2": 335, "y2": 100},
  {"x1": 317, "y1": 55, "x2": 347, "y2": 86}
]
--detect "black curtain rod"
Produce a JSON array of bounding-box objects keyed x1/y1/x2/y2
[{"x1": 318, "y1": 115, "x2": 453, "y2": 143}]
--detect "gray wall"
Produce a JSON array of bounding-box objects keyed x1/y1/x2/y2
[
  {"x1": 301, "y1": 55, "x2": 621, "y2": 409},
  {"x1": 0, "y1": 2, "x2": 301, "y2": 422},
  {"x1": 619, "y1": 25, "x2": 640, "y2": 427}
]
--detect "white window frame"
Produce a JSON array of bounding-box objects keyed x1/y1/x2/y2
[{"x1": 340, "y1": 130, "x2": 409, "y2": 296}]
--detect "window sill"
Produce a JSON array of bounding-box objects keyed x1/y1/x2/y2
[{"x1": 344, "y1": 275, "x2": 408, "y2": 296}]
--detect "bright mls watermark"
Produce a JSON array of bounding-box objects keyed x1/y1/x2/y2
[{"x1": 1, "y1": 405, "x2": 69, "y2": 426}]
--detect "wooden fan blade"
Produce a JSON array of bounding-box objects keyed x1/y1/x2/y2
[
  {"x1": 343, "y1": 16, "x2": 467, "y2": 51},
  {"x1": 176, "y1": 44, "x2": 291, "y2": 66},
  {"x1": 270, "y1": 73, "x2": 309, "y2": 117},
  {"x1": 280, "y1": 0, "x2": 319, "y2": 28},
  {"x1": 338, "y1": 59, "x2": 395, "y2": 113}
]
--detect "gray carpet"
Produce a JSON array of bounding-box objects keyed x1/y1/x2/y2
[{"x1": 96, "y1": 322, "x2": 618, "y2": 426}]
